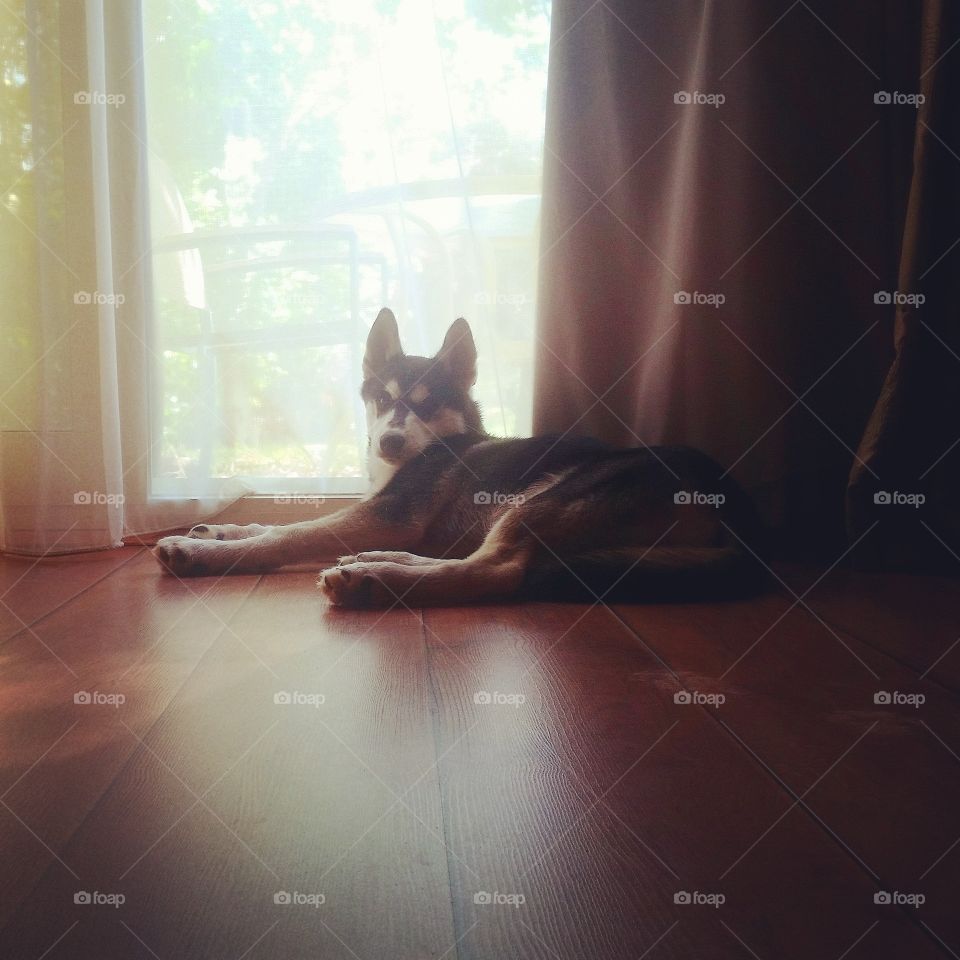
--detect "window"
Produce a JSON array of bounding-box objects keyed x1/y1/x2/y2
[{"x1": 143, "y1": 0, "x2": 551, "y2": 497}]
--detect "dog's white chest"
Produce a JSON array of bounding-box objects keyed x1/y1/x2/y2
[{"x1": 366, "y1": 455, "x2": 399, "y2": 497}]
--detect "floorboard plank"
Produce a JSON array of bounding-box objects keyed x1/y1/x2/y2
[
  {"x1": 0, "y1": 571, "x2": 456, "y2": 960},
  {"x1": 422, "y1": 602, "x2": 943, "y2": 960}
]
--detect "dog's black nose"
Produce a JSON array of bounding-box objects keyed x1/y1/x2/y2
[{"x1": 379, "y1": 433, "x2": 405, "y2": 458}]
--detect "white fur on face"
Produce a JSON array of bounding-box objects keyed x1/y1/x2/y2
[
  {"x1": 364, "y1": 400, "x2": 467, "y2": 496},
  {"x1": 366, "y1": 453, "x2": 399, "y2": 496},
  {"x1": 365, "y1": 400, "x2": 397, "y2": 495}
]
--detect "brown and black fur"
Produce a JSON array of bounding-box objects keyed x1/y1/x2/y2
[{"x1": 155, "y1": 308, "x2": 767, "y2": 607}]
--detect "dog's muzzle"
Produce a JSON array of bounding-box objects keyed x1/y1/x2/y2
[{"x1": 379, "y1": 432, "x2": 405, "y2": 459}]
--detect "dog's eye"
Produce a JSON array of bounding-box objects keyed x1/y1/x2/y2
[{"x1": 376, "y1": 391, "x2": 392, "y2": 410}]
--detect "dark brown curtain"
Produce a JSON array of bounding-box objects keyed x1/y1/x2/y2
[
  {"x1": 848, "y1": 1, "x2": 960, "y2": 571},
  {"x1": 534, "y1": 0, "x2": 960, "y2": 569}
]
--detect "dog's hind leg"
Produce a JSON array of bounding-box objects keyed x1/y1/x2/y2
[
  {"x1": 319, "y1": 514, "x2": 532, "y2": 608},
  {"x1": 318, "y1": 553, "x2": 527, "y2": 607}
]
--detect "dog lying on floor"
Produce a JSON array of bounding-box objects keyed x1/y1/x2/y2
[{"x1": 155, "y1": 308, "x2": 766, "y2": 606}]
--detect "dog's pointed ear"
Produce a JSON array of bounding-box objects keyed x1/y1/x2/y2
[
  {"x1": 363, "y1": 308, "x2": 403, "y2": 381},
  {"x1": 436, "y1": 317, "x2": 477, "y2": 389}
]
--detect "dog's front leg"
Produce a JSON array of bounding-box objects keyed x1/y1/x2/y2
[{"x1": 154, "y1": 501, "x2": 419, "y2": 577}]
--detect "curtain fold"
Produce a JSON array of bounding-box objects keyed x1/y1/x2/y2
[
  {"x1": 1, "y1": 0, "x2": 125, "y2": 554},
  {"x1": 535, "y1": 0, "x2": 957, "y2": 566}
]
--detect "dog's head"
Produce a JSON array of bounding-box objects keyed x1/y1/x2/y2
[{"x1": 361, "y1": 308, "x2": 483, "y2": 475}]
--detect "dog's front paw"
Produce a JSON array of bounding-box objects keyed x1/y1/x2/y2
[
  {"x1": 154, "y1": 536, "x2": 214, "y2": 577},
  {"x1": 318, "y1": 563, "x2": 396, "y2": 608}
]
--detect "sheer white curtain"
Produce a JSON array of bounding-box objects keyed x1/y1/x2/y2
[
  {"x1": 0, "y1": 0, "x2": 549, "y2": 555},
  {"x1": 0, "y1": 0, "x2": 248, "y2": 555}
]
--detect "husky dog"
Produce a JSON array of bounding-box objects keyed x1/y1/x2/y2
[{"x1": 155, "y1": 308, "x2": 766, "y2": 606}]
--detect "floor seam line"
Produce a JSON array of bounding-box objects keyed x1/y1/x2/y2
[
  {"x1": 422, "y1": 608, "x2": 464, "y2": 960},
  {"x1": 0, "y1": 547, "x2": 146, "y2": 653}
]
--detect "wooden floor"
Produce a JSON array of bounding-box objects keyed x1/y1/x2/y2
[{"x1": 0, "y1": 547, "x2": 958, "y2": 959}]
